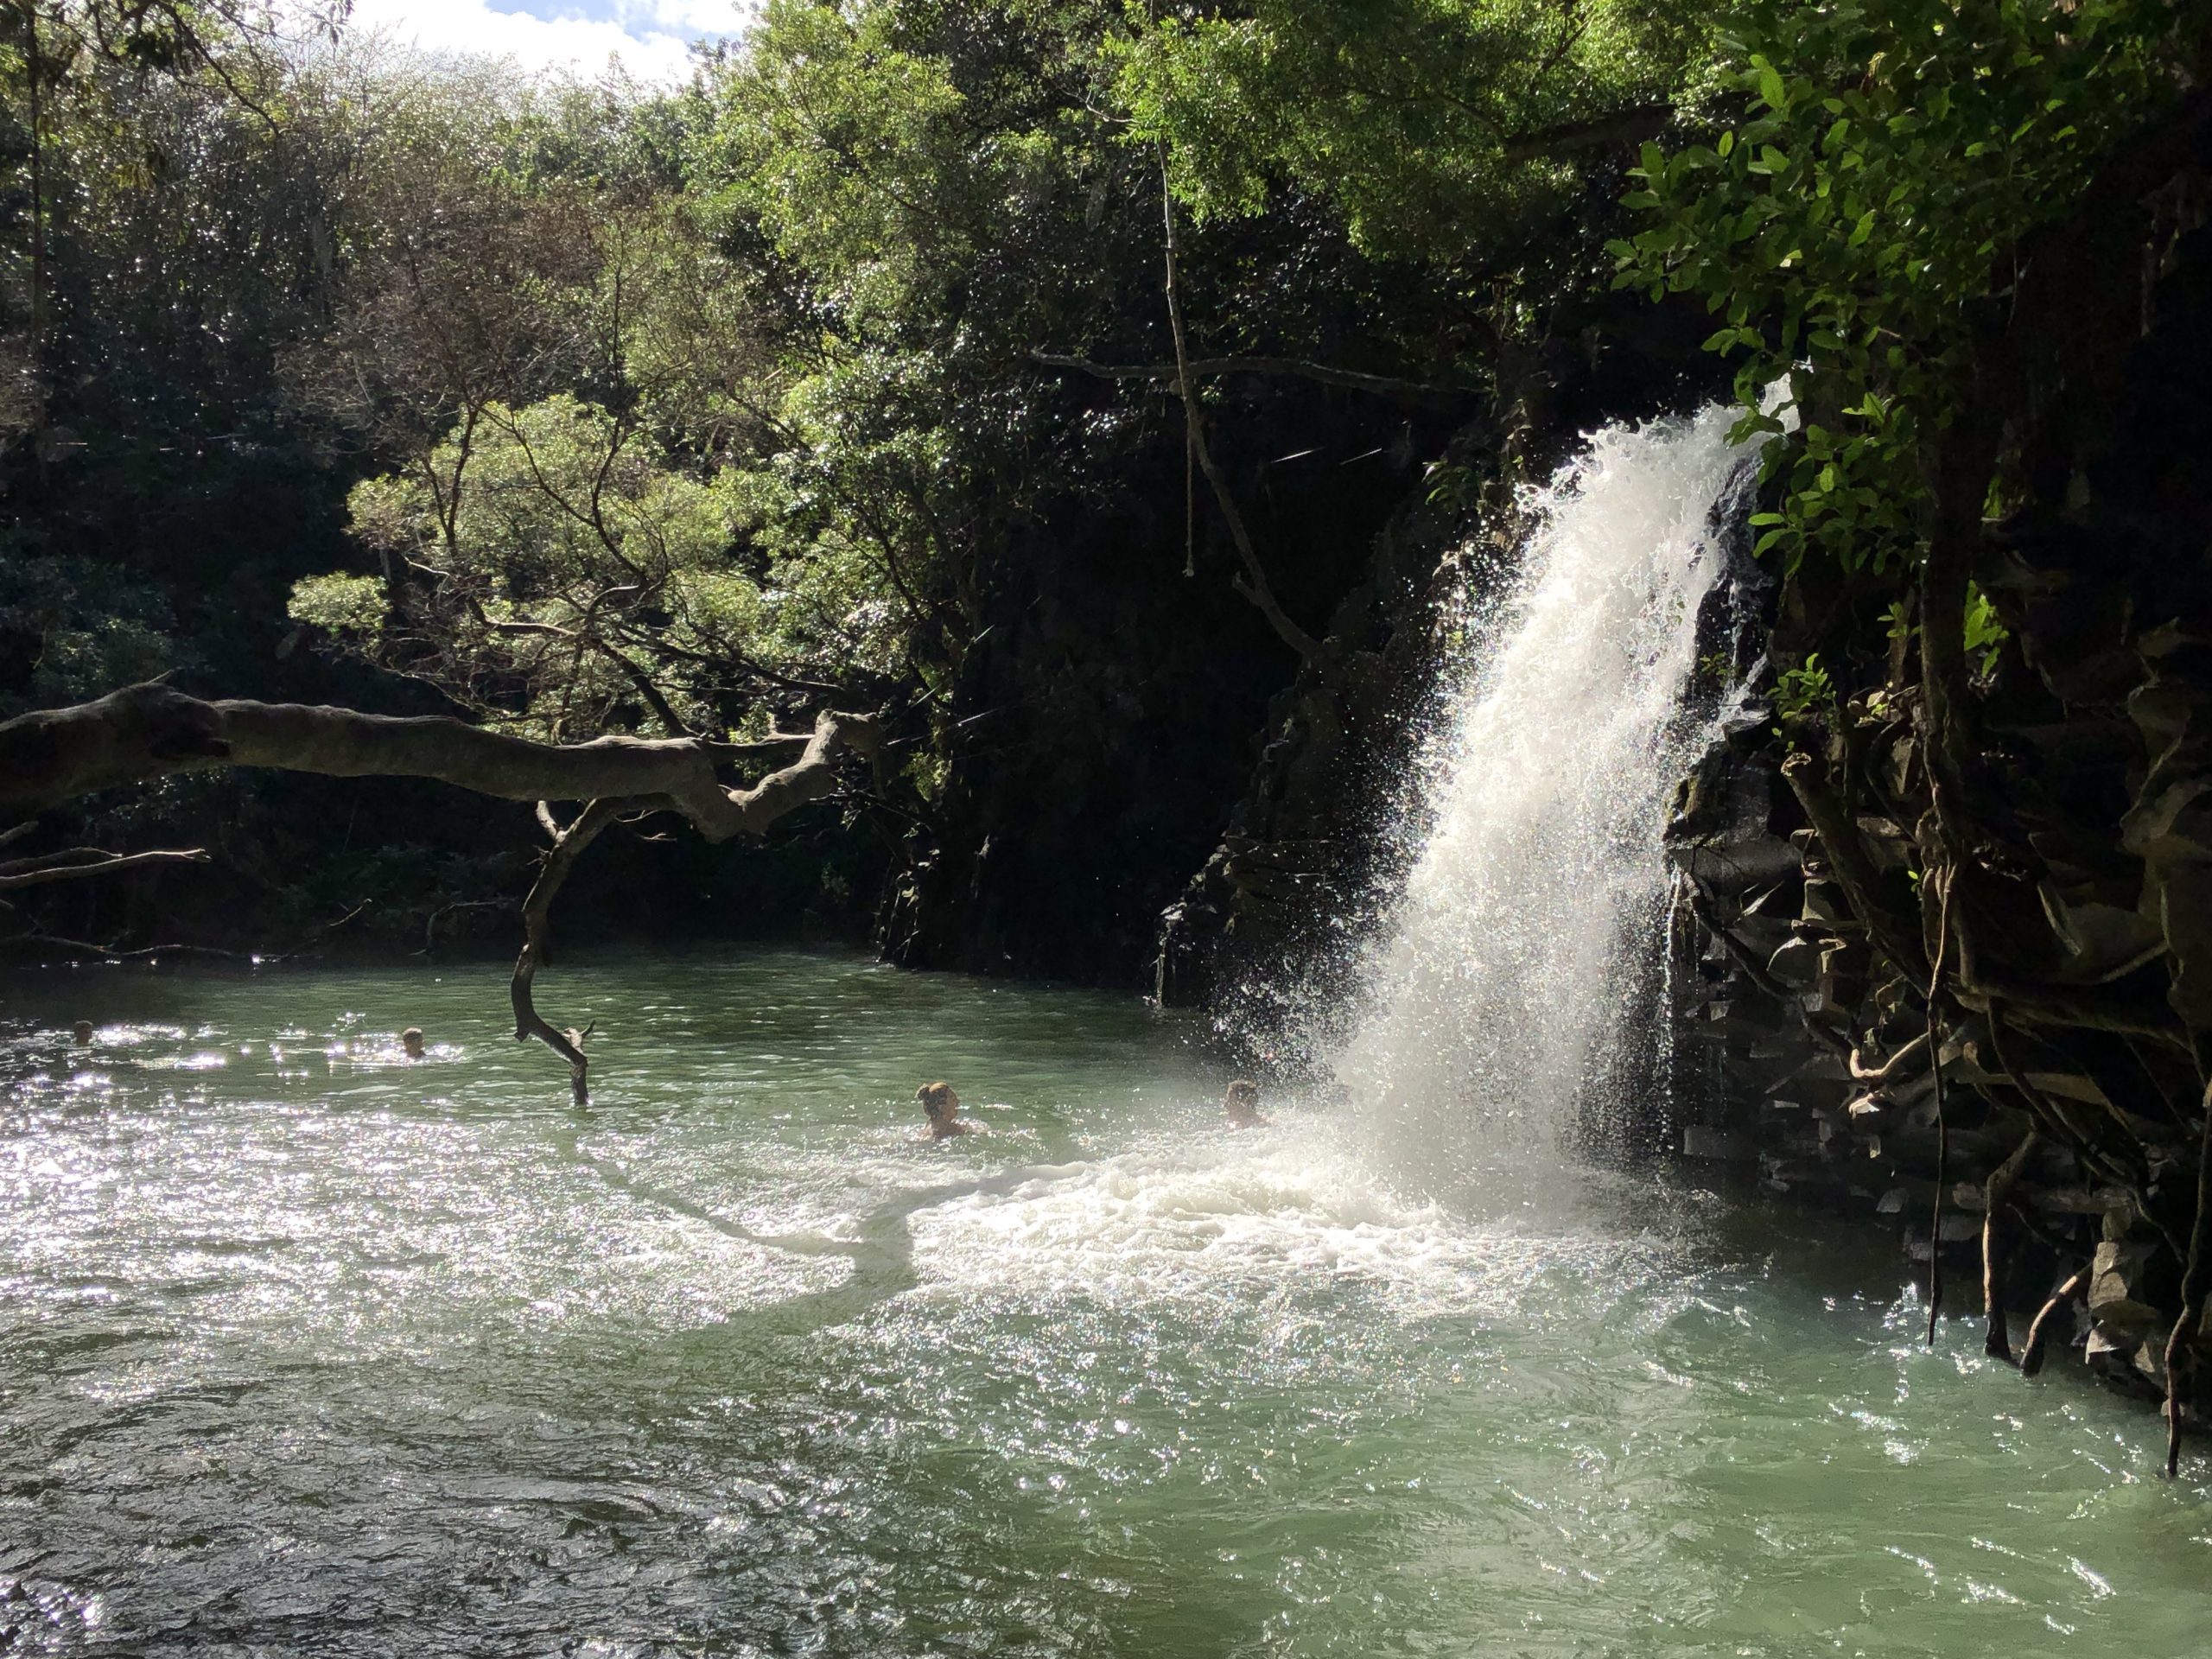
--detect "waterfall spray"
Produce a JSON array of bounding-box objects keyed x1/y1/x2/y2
[{"x1": 1338, "y1": 402, "x2": 1764, "y2": 1208}]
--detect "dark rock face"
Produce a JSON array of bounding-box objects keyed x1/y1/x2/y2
[
  {"x1": 878, "y1": 388, "x2": 1457, "y2": 985},
  {"x1": 1151, "y1": 321, "x2": 1732, "y2": 1034},
  {"x1": 1664, "y1": 219, "x2": 2212, "y2": 1408},
  {"x1": 1150, "y1": 491, "x2": 1484, "y2": 1028}
]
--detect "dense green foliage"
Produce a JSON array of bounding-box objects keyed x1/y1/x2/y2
[
  {"x1": 1618, "y1": 0, "x2": 2210, "y2": 582},
  {"x1": 1120, "y1": 0, "x2": 1709, "y2": 264},
  {"x1": 19, "y1": 0, "x2": 2197, "y2": 968}
]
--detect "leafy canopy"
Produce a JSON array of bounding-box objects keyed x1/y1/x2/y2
[
  {"x1": 1114, "y1": 0, "x2": 1712, "y2": 265},
  {"x1": 1613, "y1": 0, "x2": 2204, "y2": 578}
]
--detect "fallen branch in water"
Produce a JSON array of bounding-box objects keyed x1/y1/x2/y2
[{"x1": 0, "y1": 683, "x2": 885, "y2": 1102}]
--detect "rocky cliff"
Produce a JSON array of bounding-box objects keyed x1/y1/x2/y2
[{"x1": 1666, "y1": 213, "x2": 2212, "y2": 1425}]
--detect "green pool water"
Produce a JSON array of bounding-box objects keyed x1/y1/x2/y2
[{"x1": 3, "y1": 947, "x2": 2208, "y2": 1656}]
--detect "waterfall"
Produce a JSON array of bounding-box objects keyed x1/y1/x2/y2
[{"x1": 1338, "y1": 401, "x2": 1762, "y2": 1207}]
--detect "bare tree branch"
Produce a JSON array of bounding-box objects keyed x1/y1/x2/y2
[
  {"x1": 513, "y1": 798, "x2": 621, "y2": 1104},
  {"x1": 0, "y1": 683, "x2": 882, "y2": 839},
  {"x1": 0, "y1": 684, "x2": 883, "y2": 1104},
  {"x1": 1033, "y1": 352, "x2": 1466, "y2": 402},
  {"x1": 1156, "y1": 154, "x2": 1337, "y2": 679},
  {"x1": 0, "y1": 847, "x2": 210, "y2": 890}
]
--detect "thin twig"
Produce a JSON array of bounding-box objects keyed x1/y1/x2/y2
[
  {"x1": 1033, "y1": 351, "x2": 1467, "y2": 401},
  {"x1": 1156, "y1": 148, "x2": 1336, "y2": 679}
]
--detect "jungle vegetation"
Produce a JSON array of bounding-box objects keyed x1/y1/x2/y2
[{"x1": 3, "y1": 0, "x2": 2208, "y2": 1126}]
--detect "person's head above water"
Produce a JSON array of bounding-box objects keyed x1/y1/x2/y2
[
  {"x1": 401, "y1": 1027, "x2": 426, "y2": 1060},
  {"x1": 72, "y1": 1020, "x2": 93, "y2": 1046},
  {"x1": 917, "y1": 1081, "x2": 969, "y2": 1138},
  {"x1": 1224, "y1": 1078, "x2": 1268, "y2": 1128}
]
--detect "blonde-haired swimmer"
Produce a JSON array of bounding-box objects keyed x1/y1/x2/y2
[
  {"x1": 917, "y1": 1081, "x2": 974, "y2": 1141},
  {"x1": 1224, "y1": 1078, "x2": 1272, "y2": 1129},
  {"x1": 401, "y1": 1027, "x2": 427, "y2": 1060}
]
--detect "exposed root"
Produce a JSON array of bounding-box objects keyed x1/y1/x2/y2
[
  {"x1": 2161, "y1": 1077, "x2": 2212, "y2": 1478},
  {"x1": 2020, "y1": 1268, "x2": 2087, "y2": 1378},
  {"x1": 1849, "y1": 1030, "x2": 1929, "y2": 1084},
  {"x1": 1925, "y1": 865, "x2": 1956, "y2": 1349},
  {"x1": 1982, "y1": 1128, "x2": 2042, "y2": 1363}
]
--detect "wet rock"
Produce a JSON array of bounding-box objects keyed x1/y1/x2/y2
[
  {"x1": 1664, "y1": 744, "x2": 1802, "y2": 896},
  {"x1": 2086, "y1": 1325, "x2": 2167, "y2": 1402},
  {"x1": 1766, "y1": 935, "x2": 1818, "y2": 982},
  {"x1": 1847, "y1": 1091, "x2": 1896, "y2": 1134},
  {"x1": 2088, "y1": 1241, "x2": 2170, "y2": 1342},
  {"x1": 1801, "y1": 880, "x2": 1851, "y2": 926},
  {"x1": 2038, "y1": 889, "x2": 2168, "y2": 982},
  {"x1": 1682, "y1": 1125, "x2": 1749, "y2": 1162}
]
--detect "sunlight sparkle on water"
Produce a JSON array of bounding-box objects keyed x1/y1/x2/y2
[{"x1": 5, "y1": 950, "x2": 2212, "y2": 1656}]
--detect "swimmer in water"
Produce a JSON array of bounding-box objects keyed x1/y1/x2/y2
[
  {"x1": 1224, "y1": 1078, "x2": 1271, "y2": 1129},
  {"x1": 72, "y1": 1020, "x2": 94, "y2": 1046},
  {"x1": 401, "y1": 1027, "x2": 426, "y2": 1060},
  {"x1": 917, "y1": 1080, "x2": 973, "y2": 1140}
]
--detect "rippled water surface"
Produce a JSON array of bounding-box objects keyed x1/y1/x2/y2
[{"x1": 4, "y1": 949, "x2": 2211, "y2": 1656}]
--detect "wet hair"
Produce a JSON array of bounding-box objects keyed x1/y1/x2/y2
[
  {"x1": 401, "y1": 1027, "x2": 425, "y2": 1047},
  {"x1": 72, "y1": 1020, "x2": 94, "y2": 1044},
  {"x1": 1224, "y1": 1079, "x2": 1260, "y2": 1109},
  {"x1": 917, "y1": 1081, "x2": 957, "y2": 1120}
]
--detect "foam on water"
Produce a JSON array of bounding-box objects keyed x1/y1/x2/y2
[{"x1": 910, "y1": 1116, "x2": 1655, "y2": 1319}]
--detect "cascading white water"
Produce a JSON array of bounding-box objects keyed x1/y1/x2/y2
[{"x1": 1339, "y1": 402, "x2": 1763, "y2": 1205}]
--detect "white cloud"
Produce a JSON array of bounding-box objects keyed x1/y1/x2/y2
[{"x1": 340, "y1": 0, "x2": 753, "y2": 84}]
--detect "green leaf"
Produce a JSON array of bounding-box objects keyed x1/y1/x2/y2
[{"x1": 1751, "y1": 53, "x2": 1788, "y2": 112}]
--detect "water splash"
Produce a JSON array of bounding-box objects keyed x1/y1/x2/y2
[{"x1": 1339, "y1": 402, "x2": 1762, "y2": 1207}]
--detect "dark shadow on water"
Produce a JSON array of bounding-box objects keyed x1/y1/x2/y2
[{"x1": 552, "y1": 1113, "x2": 1066, "y2": 1340}]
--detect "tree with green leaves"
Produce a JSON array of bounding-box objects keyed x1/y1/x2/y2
[
  {"x1": 1618, "y1": 0, "x2": 2209, "y2": 772},
  {"x1": 1622, "y1": 0, "x2": 2212, "y2": 1467}
]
